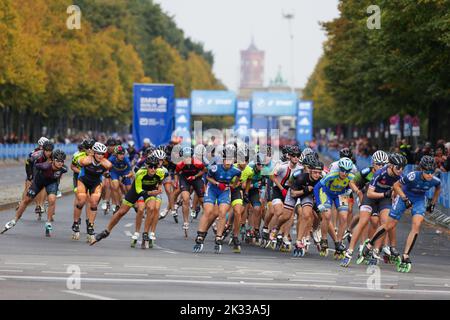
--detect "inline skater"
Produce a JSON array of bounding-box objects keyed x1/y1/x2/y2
[
  {"x1": 313, "y1": 157, "x2": 363, "y2": 259},
  {"x1": 193, "y1": 145, "x2": 241, "y2": 254},
  {"x1": 24, "y1": 140, "x2": 54, "y2": 220},
  {"x1": 72, "y1": 142, "x2": 112, "y2": 242},
  {"x1": 109, "y1": 145, "x2": 134, "y2": 214},
  {"x1": 91, "y1": 156, "x2": 167, "y2": 249},
  {"x1": 267, "y1": 145, "x2": 302, "y2": 251},
  {"x1": 341, "y1": 152, "x2": 405, "y2": 267},
  {"x1": 2, "y1": 150, "x2": 67, "y2": 236},
  {"x1": 175, "y1": 146, "x2": 207, "y2": 237},
  {"x1": 359, "y1": 156, "x2": 441, "y2": 272},
  {"x1": 126, "y1": 141, "x2": 139, "y2": 166},
  {"x1": 100, "y1": 138, "x2": 117, "y2": 215},
  {"x1": 288, "y1": 155, "x2": 324, "y2": 257},
  {"x1": 159, "y1": 141, "x2": 180, "y2": 221}
]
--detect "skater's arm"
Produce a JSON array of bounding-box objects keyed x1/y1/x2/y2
[
  {"x1": 393, "y1": 181, "x2": 407, "y2": 200},
  {"x1": 78, "y1": 155, "x2": 92, "y2": 167},
  {"x1": 349, "y1": 180, "x2": 363, "y2": 202},
  {"x1": 101, "y1": 159, "x2": 113, "y2": 170},
  {"x1": 147, "y1": 185, "x2": 162, "y2": 196},
  {"x1": 430, "y1": 185, "x2": 441, "y2": 207}
]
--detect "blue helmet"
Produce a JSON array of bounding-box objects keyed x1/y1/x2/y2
[{"x1": 338, "y1": 157, "x2": 353, "y2": 172}]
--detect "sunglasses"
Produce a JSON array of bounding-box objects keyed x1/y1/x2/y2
[
  {"x1": 423, "y1": 170, "x2": 434, "y2": 174},
  {"x1": 55, "y1": 159, "x2": 65, "y2": 163},
  {"x1": 374, "y1": 162, "x2": 385, "y2": 166},
  {"x1": 394, "y1": 165, "x2": 405, "y2": 171},
  {"x1": 147, "y1": 165, "x2": 158, "y2": 169},
  {"x1": 339, "y1": 168, "x2": 351, "y2": 174}
]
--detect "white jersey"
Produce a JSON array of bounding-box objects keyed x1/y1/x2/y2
[
  {"x1": 330, "y1": 161, "x2": 358, "y2": 174},
  {"x1": 272, "y1": 161, "x2": 302, "y2": 188}
]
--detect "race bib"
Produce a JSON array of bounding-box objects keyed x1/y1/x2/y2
[{"x1": 338, "y1": 194, "x2": 349, "y2": 207}]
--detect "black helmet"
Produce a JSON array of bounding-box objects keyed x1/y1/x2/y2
[
  {"x1": 419, "y1": 155, "x2": 436, "y2": 171},
  {"x1": 339, "y1": 148, "x2": 353, "y2": 159},
  {"x1": 389, "y1": 153, "x2": 407, "y2": 168},
  {"x1": 145, "y1": 155, "x2": 159, "y2": 167},
  {"x1": 80, "y1": 139, "x2": 89, "y2": 150},
  {"x1": 42, "y1": 141, "x2": 54, "y2": 152},
  {"x1": 282, "y1": 145, "x2": 291, "y2": 155},
  {"x1": 86, "y1": 138, "x2": 96, "y2": 149},
  {"x1": 52, "y1": 149, "x2": 66, "y2": 162},
  {"x1": 106, "y1": 138, "x2": 116, "y2": 147},
  {"x1": 303, "y1": 154, "x2": 317, "y2": 167},
  {"x1": 289, "y1": 145, "x2": 301, "y2": 157}
]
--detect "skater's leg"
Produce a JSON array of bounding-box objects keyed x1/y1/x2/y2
[
  {"x1": 150, "y1": 199, "x2": 161, "y2": 233},
  {"x1": 181, "y1": 191, "x2": 190, "y2": 224},
  {"x1": 135, "y1": 201, "x2": 145, "y2": 234},
  {"x1": 46, "y1": 194, "x2": 57, "y2": 223}
]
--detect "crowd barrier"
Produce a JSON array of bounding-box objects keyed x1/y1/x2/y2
[
  {"x1": 321, "y1": 148, "x2": 449, "y2": 209},
  {"x1": 0, "y1": 144, "x2": 78, "y2": 160}
]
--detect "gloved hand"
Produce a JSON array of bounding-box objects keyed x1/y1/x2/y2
[
  {"x1": 187, "y1": 176, "x2": 196, "y2": 182},
  {"x1": 243, "y1": 193, "x2": 249, "y2": 203},
  {"x1": 426, "y1": 203, "x2": 435, "y2": 213},
  {"x1": 384, "y1": 189, "x2": 393, "y2": 199},
  {"x1": 281, "y1": 188, "x2": 288, "y2": 198},
  {"x1": 303, "y1": 185, "x2": 313, "y2": 195},
  {"x1": 218, "y1": 183, "x2": 227, "y2": 191},
  {"x1": 403, "y1": 197, "x2": 412, "y2": 209}
]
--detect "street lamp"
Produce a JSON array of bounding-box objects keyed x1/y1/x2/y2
[{"x1": 282, "y1": 11, "x2": 295, "y2": 93}]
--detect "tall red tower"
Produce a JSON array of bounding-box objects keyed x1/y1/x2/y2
[{"x1": 240, "y1": 38, "x2": 265, "y2": 88}]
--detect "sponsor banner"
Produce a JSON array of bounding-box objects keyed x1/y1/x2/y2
[
  {"x1": 132, "y1": 84, "x2": 174, "y2": 149},
  {"x1": 235, "y1": 100, "x2": 252, "y2": 136},
  {"x1": 296, "y1": 101, "x2": 313, "y2": 145},
  {"x1": 252, "y1": 92, "x2": 297, "y2": 116},
  {"x1": 174, "y1": 98, "x2": 191, "y2": 142},
  {"x1": 191, "y1": 90, "x2": 236, "y2": 115}
]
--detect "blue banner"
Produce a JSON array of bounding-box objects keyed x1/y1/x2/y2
[
  {"x1": 132, "y1": 84, "x2": 175, "y2": 150},
  {"x1": 174, "y1": 98, "x2": 191, "y2": 142},
  {"x1": 191, "y1": 90, "x2": 236, "y2": 115},
  {"x1": 296, "y1": 100, "x2": 313, "y2": 146},
  {"x1": 252, "y1": 92, "x2": 297, "y2": 116},
  {"x1": 235, "y1": 100, "x2": 252, "y2": 136}
]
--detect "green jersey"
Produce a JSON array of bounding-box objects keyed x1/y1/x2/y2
[{"x1": 134, "y1": 168, "x2": 167, "y2": 193}]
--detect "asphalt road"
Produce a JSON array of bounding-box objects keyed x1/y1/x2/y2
[{"x1": 0, "y1": 193, "x2": 449, "y2": 301}]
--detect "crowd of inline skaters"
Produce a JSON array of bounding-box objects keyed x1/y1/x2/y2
[{"x1": 0, "y1": 135, "x2": 443, "y2": 274}]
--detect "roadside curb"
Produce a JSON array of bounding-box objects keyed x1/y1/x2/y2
[{"x1": 0, "y1": 189, "x2": 73, "y2": 212}]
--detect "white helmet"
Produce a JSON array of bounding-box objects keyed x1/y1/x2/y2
[
  {"x1": 338, "y1": 157, "x2": 353, "y2": 172},
  {"x1": 92, "y1": 142, "x2": 107, "y2": 154},
  {"x1": 372, "y1": 150, "x2": 389, "y2": 165},
  {"x1": 143, "y1": 138, "x2": 151, "y2": 145},
  {"x1": 151, "y1": 149, "x2": 166, "y2": 160},
  {"x1": 38, "y1": 137, "x2": 49, "y2": 146},
  {"x1": 128, "y1": 140, "x2": 135, "y2": 147}
]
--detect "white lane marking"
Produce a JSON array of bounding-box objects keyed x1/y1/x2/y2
[
  {"x1": 227, "y1": 277, "x2": 274, "y2": 281},
  {"x1": 124, "y1": 231, "x2": 133, "y2": 237},
  {"x1": 180, "y1": 267, "x2": 225, "y2": 271},
  {"x1": 153, "y1": 244, "x2": 177, "y2": 254},
  {"x1": 1, "y1": 275, "x2": 449, "y2": 296},
  {"x1": 104, "y1": 273, "x2": 149, "y2": 277},
  {"x1": 42, "y1": 271, "x2": 88, "y2": 275},
  {"x1": 0, "y1": 270, "x2": 24, "y2": 273},
  {"x1": 294, "y1": 272, "x2": 335, "y2": 276},
  {"x1": 61, "y1": 290, "x2": 116, "y2": 300},
  {"x1": 4, "y1": 262, "x2": 47, "y2": 266},
  {"x1": 0, "y1": 278, "x2": 5, "y2": 281},
  {"x1": 63, "y1": 262, "x2": 110, "y2": 265},
  {"x1": 63, "y1": 264, "x2": 112, "y2": 268},
  {"x1": 350, "y1": 282, "x2": 398, "y2": 286},
  {"x1": 165, "y1": 275, "x2": 212, "y2": 279},
  {"x1": 290, "y1": 279, "x2": 336, "y2": 283},
  {"x1": 124, "y1": 223, "x2": 133, "y2": 228},
  {"x1": 415, "y1": 284, "x2": 450, "y2": 288},
  {"x1": 124, "y1": 265, "x2": 168, "y2": 269}
]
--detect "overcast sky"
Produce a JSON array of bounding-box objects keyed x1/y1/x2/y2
[{"x1": 154, "y1": 0, "x2": 340, "y2": 92}]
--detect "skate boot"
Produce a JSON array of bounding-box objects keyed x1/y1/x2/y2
[
  {"x1": 244, "y1": 228, "x2": 253, "y2": 244},
  {"x1": 113, "y1": 205, "x2": 119, "y2": 214},
  {"x1": 71, "y1": 222, "x2": 80, "y2": 240},
  {"x1": 340, "y1": 249, "x2": 353, "y2": 267},
  {"x1": 194, "y1": 206, "x2": 201, "y2": 219},
  {"x1": 35, "y1": 205, "x2": 43, "y2": 221},
  {"x1": 85, "y1": 219, "x2": 90, "y2": 234},
  {"x1": 319, "y1": 239, "x2": 329, "y2": 257},
  {"x1": 222, "y1": 224, "x2": 232, "y2": 241},
  {"x1": 240, "y1": 225, "x2": 246, "y2": 242},
  {"x1": 281, "y1": 237, "x2": 292, "y2": 252},
  {"x1": 368, "y1": 248, "x2": 380, "y2": 266},
  {"x1": 382, "y1": 245, "x2": 392, "y2": 264},
  {"x1": 89, "y1": 229, "x2": 110, "y2": 246},
  {"x1": 293, "y1": 240, "x2": 306, "y2": 257},
  {"x1": 396, "y1": 255, "x2": 412, "y2": 273},
  {"x1": 260, "y1": 228, "x2": 270, "y2": 248},
  {"x1": 103, "y1": 201, "x2": 110, "y2": 215},
  {"x1": 214, "y1": 236, "x2": 223, "y2": 254},
  {"x1": 193, "y1": 232, "x2": 206, "y2": 253},
  {"x1": 130, "y1": 232, "x2": 139, "y2": 248},
  {"x1": 1, "y1": 220, "x2": 16, "y2": 234},
  {"x1": 232, "y1": 236, "x2": 241, "y2": 253},
  {"x1": 334, "y1": 241, "x2": 346, "y2": 260},
  {"x1": 254, "y1": 229, "x2": 261, "y2": 246},
  {"x1": 304, "y1": 237, "x2": 311, "y2": 253},
  {"x1": 183, "y1": 222, "x2": 189, "y2": 238},
  {"x1": 390, "y1": 246, "x2": 401, "y2": 265},
  {"x1": 45, "y1": 222, "x2": 52, "y2": 237},
  {"x1": 141, "y1": 232, "x2": 150, "y2": 249},
  {"x1": 274, "y1": 234, "x2": 283, "y2": 251},
  {"x1": 172, "y1": 210, "x2": 178, "y2": 224},
  {"x1": 189, "y1": 209, "x2": 196, "y2": 223},
  {"x1": 86, "y1": 223, "x2": 95, "y2": 244},
  {"x1": 149, "y1": 232, "x2": 156, "y2": 248},
  {"x1": 311, "y1": 229, "x2": 322, "y2": 252},
  {"x1": 343, "y1": 229, "x2": 352, "y2": 244},
  {"x1": 159, "y1": 208, "x2": 169, "y2": 220},
  {"x1": 268, "y1": 228, "x2": 278, "y2": 249},
  {"x1": 212, "y1": 221, "x2": 218, "y2": 235},
  {"x1": 356, "y1": 239, "x2": 372, "y2": 265}
]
